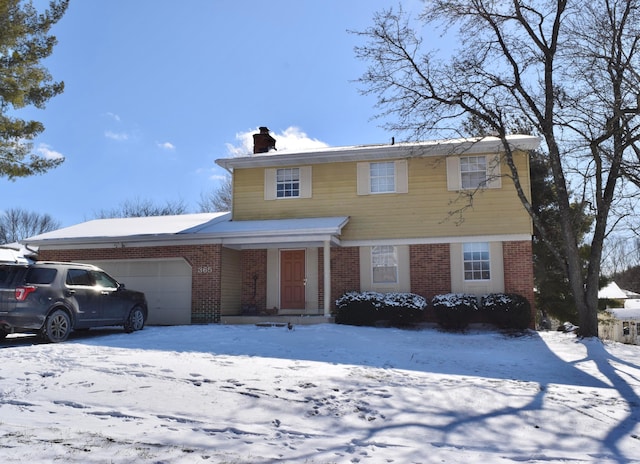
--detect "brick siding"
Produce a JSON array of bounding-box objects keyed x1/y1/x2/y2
[
  {"x1": 409, "y1": 244, "x2": 451, "y2": 299},
  {"x1": 330, "y1": 247, "x2": 360, "y2": 309},
  {"x1": 502, "y1": 240, "x2": 536, "y2": 328}
]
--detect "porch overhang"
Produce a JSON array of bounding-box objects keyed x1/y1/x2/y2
[{"x1": 192, "y1": 216, "x2": 350, "y2": 250}]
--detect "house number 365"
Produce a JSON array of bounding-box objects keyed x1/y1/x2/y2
[{"x1": 197, "y1": 266, "x2": 213, "y2": 274}]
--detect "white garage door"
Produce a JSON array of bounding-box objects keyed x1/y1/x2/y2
[{"x1": 85, "y1": 258, "x2": 192, "y2": 325}]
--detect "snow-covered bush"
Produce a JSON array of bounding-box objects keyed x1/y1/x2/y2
[
  {"x1": 334, "y1": 291, "x2": 427, "y2": 326},
  {"x1": 481, "y1": 293, "x2": 531, "y2": 330},
  {"x1": 431, "y1": 293, "x2": 479, "y2": 330}
]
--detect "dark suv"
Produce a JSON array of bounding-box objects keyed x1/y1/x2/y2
[{"x1": 0, "y1": 261, "x2": 148, "y2": 343}]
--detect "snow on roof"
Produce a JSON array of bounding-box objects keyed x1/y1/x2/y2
[
  {"x1": 607, "y1": 307, "x2": 640, "y2": 319},
  {"x1": 24, "y1": 212, "x2": 230, "y2": 242},
  {"x1": 193, "y1": 216, "x2": 350, "y2": 236},
  {"x1": 0, "y1": 243, "x2": 33, "y2": 264},
  {"x1": 216, "y1": 135, "x2": 542, "y2": 170},
  {"x1": 21, "y1": 214, "x2": 349, "y2": 249},
  {"x1": 598, "y1": 281, "x2": 629, "y2": 299}
]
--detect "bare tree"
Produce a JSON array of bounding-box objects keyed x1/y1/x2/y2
[
  {"x1": 0, "y1": 208, "x2": 60, "y2": 243},
  {"x1": 94, "y1": 198, "x2": 188, "y2": 219},
  {"x1": 354, "y1": 1, "x2": 640, "y2": 336},
  {"x1": 198, "y1": 175, "x2": 232, "y2": 212}
]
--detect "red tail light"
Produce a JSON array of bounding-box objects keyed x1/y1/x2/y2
[{"x1": 15, "y1": 286, "x2": 37, "y2": 301}]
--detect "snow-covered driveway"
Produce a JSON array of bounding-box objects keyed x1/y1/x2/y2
[{"x1": 1, "y1": 324, "x2": 639, "y2": 463}]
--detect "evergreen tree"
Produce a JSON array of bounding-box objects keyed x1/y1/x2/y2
[{"x1": 0, "y1": 0, "x2": 69, "y2": 179}]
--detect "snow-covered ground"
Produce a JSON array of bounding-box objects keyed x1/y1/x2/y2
[{"x1": 1, "y1": 324, "x2": 639, "y2": 463}]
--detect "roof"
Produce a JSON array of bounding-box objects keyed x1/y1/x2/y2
[
  {"x1": 215, "y1": 135, "x2": 541, "y2": 170},
  {"x1": 22, "y1": 214, "x2": 350, "y2": 250},
  {"x1": 0, "y1": 243, "x2": 37, "y2": 264},
  {"x1": 598, "y1": 281, "x2": 630, "y2": 300},
  {"x1": 606, "y1": 307, "x2": 640, "y2": 319},
  {"x1": 24, "y1": 213, "x2": 230, "y2": 242}
]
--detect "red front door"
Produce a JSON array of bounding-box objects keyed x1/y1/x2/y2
[{"x1": 280, "y1": 250, "x2": 306, "y2": 310}]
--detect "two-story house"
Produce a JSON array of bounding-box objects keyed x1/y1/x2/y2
[{"x1": 24, "y1": 128, "x2": 539, "y2": 326}]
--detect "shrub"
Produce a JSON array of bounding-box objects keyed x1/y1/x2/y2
[
  {"x1": 334, "y1": 291, "x2": 426, "y2": 326},
  {"x1": 432, "y1": 293, "x2": 479, "y2": 330},
  {"x1": 482, "y1": 293, "x2": 531, "y2": 330}
]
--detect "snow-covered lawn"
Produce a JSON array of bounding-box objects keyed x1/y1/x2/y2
[{"x1": 1, "y1": 324, "x2": 639, "y2": 463}]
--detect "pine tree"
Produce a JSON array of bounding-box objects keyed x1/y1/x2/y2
[{"x1": 0, "y1": 0, "x2": 69, "y2": 179}]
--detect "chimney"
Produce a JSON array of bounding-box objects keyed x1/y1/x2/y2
[{"x1": 253, "y1": 126, "x2": 277, "y2": 154}]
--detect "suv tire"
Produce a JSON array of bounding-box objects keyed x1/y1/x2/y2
[
  {"x1": 124, "y1": 306, "x2": 145, "y2": 333},
  {"x1": 41, "y1": 309, "x2": 72, "y2": 343}
]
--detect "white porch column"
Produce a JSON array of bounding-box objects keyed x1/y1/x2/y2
[{"x1": 323, "y1": 240, "x2": 331, "y2": 317}]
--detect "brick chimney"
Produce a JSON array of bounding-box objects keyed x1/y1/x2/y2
[{"x1": 253, "y1": 126, "x2": 276, "y2": 154}]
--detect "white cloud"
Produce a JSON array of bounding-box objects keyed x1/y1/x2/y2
[
  {"x1": 36, "y1": 143, "x2": 64, "y2": 160},
  {"x1": 106, "y1": 112, "x2": 121, "y2": 122},
  {"x1": 157, "y1": 141, "x2": 176, "y2": 151},
  {"x1": 225, "y1": 126, "x2": 329, "y2": 157},
  {"x1": 104, "y1": 130, "x2": 129, "y2": 141}
]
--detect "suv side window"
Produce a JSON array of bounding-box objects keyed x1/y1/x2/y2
[
  {"x1": 66, "y1": 269, "x2": 94, "y2": 287},
  {"x1": 25, "y1": 268, "x2": 57, "y2": 285},
  {"x1": 91, "y1": 271, "x2": 118, "y2": 289}
]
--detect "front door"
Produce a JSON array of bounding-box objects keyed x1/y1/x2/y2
[{"x1": 280, "y1": 250, "x2": 306, "y2": 310}]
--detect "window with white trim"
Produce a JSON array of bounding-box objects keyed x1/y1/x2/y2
[
  {"x1": 372, "y1": 245, "x2": 398, "y2": 284},
  {"x1": 370, "y1": 162, "x2": 395, "y2": 193},
  {"x1": 460, "y1": 156, "x2": 488, "y2": 189},
  {"x1": 463, "y1": 242, "x2": 491, "y2": 281},
  {"x1": 357, "y1": 160, "x2": 408, "y2": 195},
  {"x1": 447, "y1": 155, "x2": 501, "y2": 190},
  {"x1": 276, "y1": 168, "x2": 300, "y2": 198}
]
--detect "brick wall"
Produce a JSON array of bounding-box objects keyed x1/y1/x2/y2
[
  {"x1": 38, "y1": 244, "x2": 223, "y2": 324},
  {"x1": 409, "y1": 244, "x2": 451, "y2": 299},
  {"x1": 502, "y1": 240, "x2": 536, "y2": 328},
  {"x1": 330, "y1": 247, "x2": 360, "y2": 309}
]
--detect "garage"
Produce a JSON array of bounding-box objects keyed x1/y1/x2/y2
[{"x1": 85, "y1": 258, "x2": 192, "y2": 325}]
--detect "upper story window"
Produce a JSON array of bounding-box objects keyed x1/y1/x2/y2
[
  {"x1": 357, "y1": 160, "x2": 408, "y2": 195},
  {"x1": 264, "y1": 166, "x2": 312, "y2": 200},
  {"x1": 447, "y1": 155, "x2": 502, "y2": 190},
  {"x1": 460, "y1": 156, "x2": 487, "y2": 189},
  {"x1": 372, "y1": 245, "x2": 398, "y2": 284},
  {"x1": 463, "y1": 242, "x2": 491, "y2": 281},
  {"x1": 276, "y1": 168, "x2": 300, "y2": 198},
  {"x1": 370, "y1": 162, "x2": 395, "y2": 193}
]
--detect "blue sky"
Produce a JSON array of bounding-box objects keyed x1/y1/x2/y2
[{"x1": 4, "y1": 0, "x2": 426, "y2": 228}]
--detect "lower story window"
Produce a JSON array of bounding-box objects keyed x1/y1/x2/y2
[
  {"x1": 463, "y1": 242, "x2": 490, "y2": 281},
  {"x1": 372, "y1": 245, "x2": 398, "y2": 284}
]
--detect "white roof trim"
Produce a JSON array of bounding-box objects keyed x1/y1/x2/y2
[
  {"x1": 341, "y1": 234, "x2": 532, "y2": 247},
  {"x1": 216, "y1": 135, "x2": 541, "y2": 170}
]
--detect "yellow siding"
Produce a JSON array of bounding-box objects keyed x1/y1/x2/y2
[
  {"x1": 220, "y1": 247, "x2": 242, "y2": 315},
  {"x1": 232, "y1": 151, "x2": 532, "y2": 241}
]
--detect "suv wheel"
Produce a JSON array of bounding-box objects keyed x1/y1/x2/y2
[
  {"x1": 124, "y1": 306, "x2": 145, "y2": 333},
  {"x1": 0, "y1": 329, "x2": 7, "y2": 340},
  {"x1": 42, "y1": 309, "x2": 71, "y2": 343}
]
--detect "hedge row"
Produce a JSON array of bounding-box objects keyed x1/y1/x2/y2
[
  {"x1": 334, "y1": 291, "x2": 427, "y2": 326},
  {"x1": 334, "y1": 291, "x2": 531, "y2": 330}
]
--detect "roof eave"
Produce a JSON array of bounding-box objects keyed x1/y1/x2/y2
[{"x1": 215, "y1": 135, "x2": 541, "y2": 170}]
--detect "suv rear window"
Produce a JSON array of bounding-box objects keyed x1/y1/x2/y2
[
  {"x1": 25, "y1": 268, "x2": 57, "y2": 285},
  {"x1": 0, "y1": 265, "x2": 26, "y2": 289}
]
